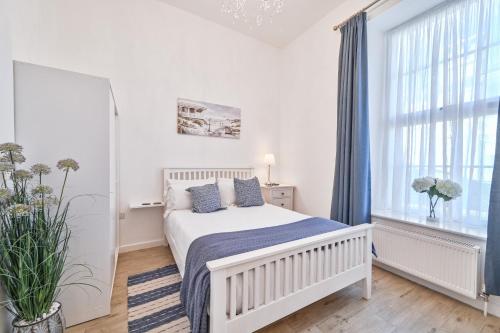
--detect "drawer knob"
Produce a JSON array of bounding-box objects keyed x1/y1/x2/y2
[
  {"x1": 281, "y1": 203, "x2": 284, "y2": 206},
  {"x1": 281, "y1": 192, "x2": 285, "y2": 195}
]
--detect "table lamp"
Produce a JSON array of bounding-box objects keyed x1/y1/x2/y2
[{"x1": 264, "y1": 153, "x2": 278, "y2": 186}]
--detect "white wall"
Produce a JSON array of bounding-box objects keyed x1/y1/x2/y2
[
  {"x1": 0, "y1": 0, "x2": 14, "y2": 142},
  {"x1": 279, "y1": 0, "x2": 373, "y2": 218},
  {"x1": 0, "y1": 1, "x2": 14, "y2": 330},
  {"x1": 6, "y1": 0, "x2": 281, "y2": 250}
]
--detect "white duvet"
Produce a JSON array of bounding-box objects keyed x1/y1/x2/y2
[{"x1": 164, "y1": 204, "x2": 309, "y2": 276}]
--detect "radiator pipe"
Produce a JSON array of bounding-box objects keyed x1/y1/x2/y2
[{"x1": 479, "y1": 289, "x2": 489, "y2": 317}]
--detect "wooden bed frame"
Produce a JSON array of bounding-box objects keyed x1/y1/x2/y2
[{"x1": 163, "y1": 168, "x2": 373, "y2": 333}]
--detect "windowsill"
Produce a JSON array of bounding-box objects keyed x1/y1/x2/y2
[{"x1": 372, "y1": 210, "x2": 488, "y2": 241}]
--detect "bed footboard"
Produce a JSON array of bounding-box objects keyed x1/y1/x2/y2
[{"x1": 207, "y1": 224, "x2": 373, "y2": 333}]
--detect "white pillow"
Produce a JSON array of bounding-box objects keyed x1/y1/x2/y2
[
  {"x1": 217, "y1": 178, "x2": 236, "y2": 207},
  {"x1": 165, "y1": 178, "x2": 216, "y2": 210}
]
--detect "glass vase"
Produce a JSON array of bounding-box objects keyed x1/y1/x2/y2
[
  {"x1": 427, "y1": 195, "x2": 439, "y2": 222},
  {"x1": 12, "y1": 302, "x2": 65, "y2": 333}
]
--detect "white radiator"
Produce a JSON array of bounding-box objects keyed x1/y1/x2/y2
[{"x1": 373, "y1": 223, "x2": 481, "y2": 299}]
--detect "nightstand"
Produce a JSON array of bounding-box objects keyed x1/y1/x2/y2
[{"x1": 261, "y1": 185, "x2": 294, "y2": 210}]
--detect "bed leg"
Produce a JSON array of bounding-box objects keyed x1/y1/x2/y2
[
  {"x1": 210, "y1": 270, "x2": 227, "y2": 333},
  {"x1": 362, "y1": 275, "x2": 372, "y2": 300}
]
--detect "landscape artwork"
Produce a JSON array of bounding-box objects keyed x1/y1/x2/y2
[{"x1": 177, "y1": 98, "x2": 241, "y2": 139}]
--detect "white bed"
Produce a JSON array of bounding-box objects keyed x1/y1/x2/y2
[
  {"x1": 163, "y1": 168, "x2": 373, "y2": 333},
  {"x1": 164, "y1": 204, "x2": 309, "y2": 276}
]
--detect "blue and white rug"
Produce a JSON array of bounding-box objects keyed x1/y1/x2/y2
[{"x1": 127, "y1": 264, "x2": 191, "y2": 333}]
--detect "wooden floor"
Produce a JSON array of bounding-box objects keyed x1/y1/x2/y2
[{"x1": 67, "y1": 246, "x2": 500, "y2": 333}]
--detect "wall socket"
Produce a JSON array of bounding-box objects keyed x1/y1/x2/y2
[{"x1": 119, "y1": 212, "x2": 126, "y2": 220}]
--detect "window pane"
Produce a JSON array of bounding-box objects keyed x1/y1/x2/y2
[{"x1": 373, "y1": 0, "x2": 500, "y2": 228}]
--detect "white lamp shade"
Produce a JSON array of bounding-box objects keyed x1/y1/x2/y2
[{"x1": 264, "y1": 153, "x2": 276, "y2": 165}]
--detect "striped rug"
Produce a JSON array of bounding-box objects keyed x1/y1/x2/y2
[{"x1": 128, "y1": 264, "x2": 191, "y2": 333}]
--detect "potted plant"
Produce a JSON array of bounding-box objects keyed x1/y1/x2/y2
[
  {"x1": 0, "y1": 142, "x2": 90, "y2": 332},
  {"x1": 412, "y1": 176, "x2": 462, "y2": 222}
]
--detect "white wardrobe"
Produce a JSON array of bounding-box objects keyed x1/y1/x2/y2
[{"x1": 14, "y1": 62, "x2": 119, "y2": 327}]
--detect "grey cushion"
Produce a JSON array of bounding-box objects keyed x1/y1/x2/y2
[
  {"x1": 186, "y1": 183, "x2": 225, "y2": 213},
  {"x1": 234, "y1": 177, "x2": 265, "y2": 207}
]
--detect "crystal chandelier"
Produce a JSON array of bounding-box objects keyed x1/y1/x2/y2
[{"x1": 221, "y1": 0, "x2": 286, "y2": 27}]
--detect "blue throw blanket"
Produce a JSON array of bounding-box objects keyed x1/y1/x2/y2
[{"x1": 180, "y1": 217, "x2": 349, "y2": 333}]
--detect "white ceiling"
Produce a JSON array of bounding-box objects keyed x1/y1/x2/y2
[{"x1": 158, "y1": 0, "x2": 348, "y2": 48}]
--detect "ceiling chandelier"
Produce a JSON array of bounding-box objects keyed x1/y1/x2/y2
[{"x1": 221, "y1": 0, "x2": 286, "y2": 27}]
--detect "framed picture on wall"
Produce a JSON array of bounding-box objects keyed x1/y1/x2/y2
[{"x1": 177, "y1": 98, "x2": 241, "y2": 139}]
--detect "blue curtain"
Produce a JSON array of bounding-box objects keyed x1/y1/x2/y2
[
  {"x1": 485, "y1": 101, "x2": 500, "y2": 296},
  {"x1": 331, "y1": 12, "x2": 371, "y2": 226}
]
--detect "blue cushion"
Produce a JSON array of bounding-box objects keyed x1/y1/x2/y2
[
  {"x1": 186, "y1": 183, "x2": 225, "y2": 213},
  {"x1": 234, "y1": 177, "x2": 265, "y2": 207}
]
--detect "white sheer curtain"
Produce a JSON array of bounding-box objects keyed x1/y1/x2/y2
[{"x1": 373, "y1": 0, "x2": 500, "y2": 226}]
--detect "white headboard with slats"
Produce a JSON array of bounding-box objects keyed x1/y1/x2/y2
[
  {"x1": 163, "y1": 168, "x2": 254, "y2": 208},
  {"x1": 164, "y1": 168, "x2": 254, "y2": 182}
]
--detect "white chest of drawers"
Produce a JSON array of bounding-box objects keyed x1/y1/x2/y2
[{"x1": 261, "y1": 185, "x2": 294, "y2": 210}]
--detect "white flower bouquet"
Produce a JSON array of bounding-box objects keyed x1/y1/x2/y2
[{"x1": 411, "y1": 176, "x2": 462, "y2": 222}]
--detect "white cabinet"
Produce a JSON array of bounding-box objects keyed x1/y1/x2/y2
[
  {"x1": 261, "y1": 185, "x2": 294, "y2": 210},
  {"x1": 13, "y1": 62, "x2": 119, "y2": 327}
]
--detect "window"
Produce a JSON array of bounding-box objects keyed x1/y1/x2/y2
[{"x1": 373, "y1": 0, "x2": 500, "y2": 227}]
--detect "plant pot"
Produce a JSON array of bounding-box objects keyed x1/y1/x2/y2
[{"x1": 12, "y1": 302, "x2": 65, "y2": 333}]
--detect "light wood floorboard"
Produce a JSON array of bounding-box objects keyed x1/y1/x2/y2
[{"x1": 67, "y1": 246, "x2": 500, "y2": 333}]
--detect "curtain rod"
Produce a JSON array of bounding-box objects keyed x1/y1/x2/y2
[{"x1": 332, "y1": 0, "x2": 387, "y2": 31}]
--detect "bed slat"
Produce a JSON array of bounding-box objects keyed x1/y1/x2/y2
[
  {"x1": 265, "y1": 263, "x2": 271, "y2": 304},
  {"x1": 230, "y1": 275, "x2": 236, "y2": 319},
  {"x1": 242, "y1": 270, "x2": 249, "y2": 314},
  {"x1": 254, "y1": 266, "x2": 261, "y2": 310}
]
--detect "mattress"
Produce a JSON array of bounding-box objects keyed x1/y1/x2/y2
[{"x1": 164, "y1": 204, "x2": 309, "y2": 276}]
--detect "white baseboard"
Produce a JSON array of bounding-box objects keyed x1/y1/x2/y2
[
  {"x1": 375, "y1": 261, "x2": 500, "y2": 318},
  {"x1": 119, "y1": 238, "x2": 167, "y2": 253}
]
